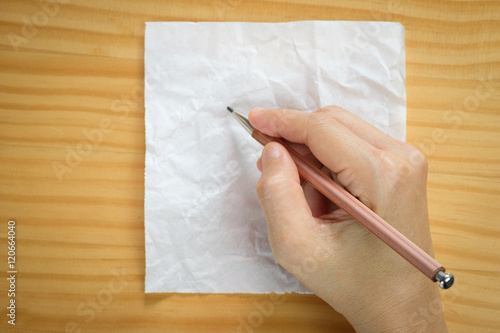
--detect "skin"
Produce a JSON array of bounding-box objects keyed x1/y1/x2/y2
[{"x1": 249, "y1": 106, "x2": 448, "y2": 332}]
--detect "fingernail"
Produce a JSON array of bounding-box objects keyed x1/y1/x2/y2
[{"x1": 262, "y1": 144, "x2": 282, "y2": 165}]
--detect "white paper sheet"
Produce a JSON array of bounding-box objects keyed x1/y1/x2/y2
[{"x1": 144, "y1": 21, "x2": 406, "y2": 293}]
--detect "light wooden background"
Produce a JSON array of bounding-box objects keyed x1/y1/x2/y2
[{"x1": 1, "y1": 0, "x2": 499, "y2": 332}]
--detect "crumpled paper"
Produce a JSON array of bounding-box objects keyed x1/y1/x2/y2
[{"x1": 144, "y1": 21, "x2": 406, "y2": 293}]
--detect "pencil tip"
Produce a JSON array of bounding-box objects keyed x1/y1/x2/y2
[{"x1": 227, "y1": 106, "x2": 234, "y2": 113}]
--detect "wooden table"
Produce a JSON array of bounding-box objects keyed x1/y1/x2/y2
[{"x1": 1, "y1": 1, "x2": 499, "y2": 332}]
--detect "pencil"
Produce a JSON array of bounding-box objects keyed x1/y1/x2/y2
[{"x1": 227, "y1": 106, "x2": 454, "y2": 289}]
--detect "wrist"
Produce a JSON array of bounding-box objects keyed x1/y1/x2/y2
[{"x1": 331, "y1": 272, "x2": 448, "y2": 332}]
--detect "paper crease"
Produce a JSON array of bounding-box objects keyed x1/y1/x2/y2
[{"x1": 144, "y1": 21, "x2": 406, "y2": 293}]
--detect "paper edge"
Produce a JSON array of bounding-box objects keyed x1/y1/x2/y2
[{"x1": 143, "y1": 20, "x2": 407, "y2": 294}]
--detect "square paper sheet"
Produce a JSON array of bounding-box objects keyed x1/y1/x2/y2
[{"x1": 145, "y1": 21, "x2": 406, "y2": 293}]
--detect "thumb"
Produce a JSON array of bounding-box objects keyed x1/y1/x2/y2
[{"x1": 256, "y1": 142, "x2": 316, "y2": 267}]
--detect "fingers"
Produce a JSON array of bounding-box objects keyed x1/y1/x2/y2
[
  {"x1": 257, "y1": 145, "x2": 342, "y2": 218},
  {"x1": 256, "y1": 142, "x2": 320, "y2": 172},
  {"x1": 256, "y1": 142, "x2": 316, "y2": 264},
  {"x1": 302, "y1": 166, "x2": 339, "y2": 218},
  {"x1": 249, "y1": 107, "x2": 380, "y2": 199},
  {"x1": 249, "y1": 106, "x2": 403, "y2": 152},
  {"x1": 313, "y1": 106, "x2": 405, "y2": 151}
]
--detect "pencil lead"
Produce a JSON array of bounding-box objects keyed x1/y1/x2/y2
[{"x1": 227, "y1": 106, "x2": 234, "y2": 113}]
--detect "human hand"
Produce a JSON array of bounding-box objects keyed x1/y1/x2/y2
[{"x1": 249, "y1": 106, "x2": 447, "y2": 332}]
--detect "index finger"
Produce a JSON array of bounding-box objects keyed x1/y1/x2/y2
[
  {"x1": 249, "y1": 107, "x2": 375, "y2": 171},
  {"x1": 248, "y1": 107, "x2": 380, "y2": 200}
]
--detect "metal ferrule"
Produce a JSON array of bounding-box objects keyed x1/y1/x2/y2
[{"x1": 231, "y1": 110, "x2": 254, "y2": 134}]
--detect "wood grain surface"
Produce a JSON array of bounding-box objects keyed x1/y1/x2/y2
[{"x1": 1, "y1": 0, "x2": 499, "y2": 332}]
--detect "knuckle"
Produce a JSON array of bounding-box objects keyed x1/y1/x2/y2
[
  {"x1": 314, "y1": 105, "x2": 345, "y2": 119},
  {"x1": 255, "y1": 177, "x2": 269, "y2": 199},
  {"x1": 255, "y1": 174, "x2": 287, "y2": 201},
  {"x1": 310, "y1": 105, "x2": 347, "y2": 126},
  {"x1": 312, "y1": 106, "x2": 332, "y2": 119},
  {"x1": 407, "y1": 146, "x2": 428, "y2": 175},
  {"x1": 322, "y1": 105, "x2": 345, "y2": 113},
  {"x1": 309, "y1": 108, "x2": 337, "y2": 129},
  {"x1": 375, "y1": 147, "x2": 428, "y2": 189},
  {"x1": 273, "y1": 108, "x2": 289, "y2": 133}
]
